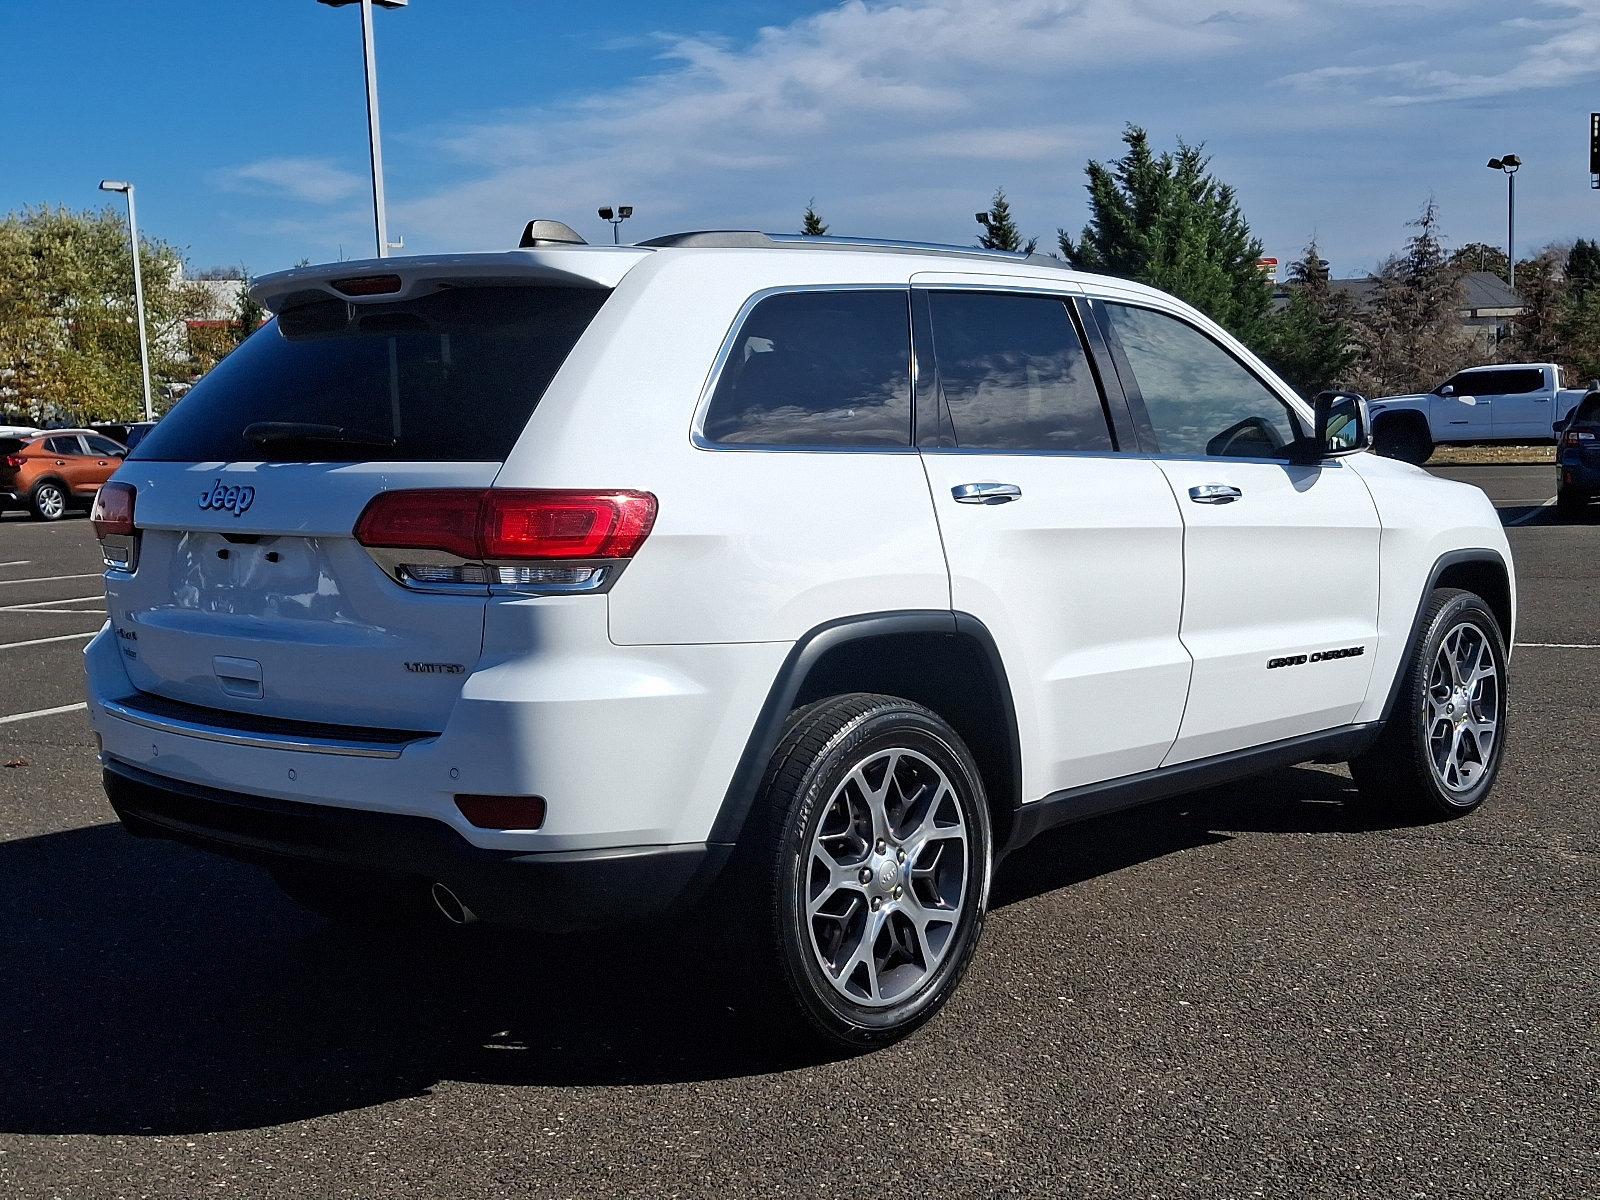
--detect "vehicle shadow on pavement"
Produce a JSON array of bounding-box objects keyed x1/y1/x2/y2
[{"x1": 0, "y1": 764, "x2": 1396, "y2": 1137}]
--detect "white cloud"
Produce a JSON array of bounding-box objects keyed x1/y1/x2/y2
[{"x1": 217, "y1": 157, "x2": 366, "y2": 205}]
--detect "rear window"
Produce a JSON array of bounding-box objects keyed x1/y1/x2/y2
[{"x1": 132, "y1": 285, "x2": 609, "y2": 463}]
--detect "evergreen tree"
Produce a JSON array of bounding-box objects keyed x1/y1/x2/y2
[
  {"x1": 1262, "y1": 240, "x2": 1358, "y2": 396},
  {"x1": 1350, "y1": 201, "x2": 1473, "y2": 397},
  {"x1": 1449, "y1": 242, "x2": 1509, "y2": 278},
  {"x1": 1568, "y1": 238, "x2": 1600, "y2": 299},
  {"x1": 1557, "y1": 290, "x2": 1600, "y2": 384},
  {"x1": 801, "y1": 200, "x2": 828, "y2": 237},
  {"x1": 1059, "y1": 126, "x2": 1271, "y2": 344},
  {"x1": 1501, "y1": 249, "x2": 1566, "y2": 363},
  {"x1": 234, "y1": 273, "x2": 266, "y2": 346},
  {"x1": 976, "y1": 188, "x2": 1035, "y2": 254}
]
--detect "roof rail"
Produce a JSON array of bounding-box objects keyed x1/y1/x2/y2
[{"x1": 635, "y1": 230, "x2": 1071, "y2": 269}]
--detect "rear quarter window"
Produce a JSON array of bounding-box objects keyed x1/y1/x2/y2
[
  {"x1": 131, "y1": 285, "x2": 609, "y2": 463},
  {"x1": 699, "y1": 289, "x2": 911, "y2": 448}
]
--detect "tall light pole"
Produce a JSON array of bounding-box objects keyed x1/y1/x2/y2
[
  {"x1": 98, "y1": 181, "x2": 154, "y2": 422},
  {"x1": 597, "y1": 206, "x2": 634, "y2": 244},
  {"x1": 318, "y1": 0, "x2": 407, "y2": 258},
  {"x1": 1487, "y1": 154, "x2": 1521, "y2": 292}
]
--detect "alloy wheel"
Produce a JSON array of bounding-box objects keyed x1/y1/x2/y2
[
  {"x1": 1425, "y1": 621, "x2": 1500, "y2": 795},
  {"x1": 804, "y1": 747, "x2": 969, "y2": 1007}
]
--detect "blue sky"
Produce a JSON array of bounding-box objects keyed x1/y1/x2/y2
[{"x1": 6, "y1": 0, "x2": 1598, "y2": 279}]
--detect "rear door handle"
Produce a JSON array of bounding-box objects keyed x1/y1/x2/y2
[
  {"x1": 952, "y1": 482, "x2": 1022, "y2": 504},
  {"x1": 1188, "y1": 483, "x2": 1243, "y2": 504}
]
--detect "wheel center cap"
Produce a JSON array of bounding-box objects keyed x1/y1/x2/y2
[{"x1": 873, "y1": 857, "x2": 900, "y2": 894}]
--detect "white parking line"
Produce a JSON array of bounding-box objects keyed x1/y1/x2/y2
[
  {"x1": 1506, "y1": 498, "x2": 1557, "y2": 527},
  {"x1": 0, "y1": 632, "x2": 98, "y2": 651},
  {"x1": 1517, "y1": 642, "x2": 1600, "y2": 649},
  {"x1": 0, "y1": 572, "x2": 101, "y2": 586},
  {"x1": 0, "y1": 595, "x2": 104, "y2": 612},
  {"x1": 0, "y1": 702, "x2": 86, "y2": 725},
  {"x1": 0, "y1": 560, "x2": 30, "y2": 567}
]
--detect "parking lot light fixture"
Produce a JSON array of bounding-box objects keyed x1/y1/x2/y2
[
  {"x1": 1487, "y1": 154, "x2": 1521, "y2": 291},
  {"x1": 598, "y1": 205, "x2": 634, "y2": 245},
  {"x1": 97, "y1": 180, "x2": 154, "y2": 423},
  {"x1": 317, "y1": 0, "x2": 408, "y2": 258}
]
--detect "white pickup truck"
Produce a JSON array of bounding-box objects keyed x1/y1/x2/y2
[{"x1": 1370, "y1": 363, "x2": 1593, "y2": 464}]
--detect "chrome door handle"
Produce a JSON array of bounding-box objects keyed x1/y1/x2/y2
[
  {"x1": 1189, "y1": 483, "x2": 1242, "y2": 504},
  {"x1": 952, "y1": 482, "x2": 1022, "y2": 505}
]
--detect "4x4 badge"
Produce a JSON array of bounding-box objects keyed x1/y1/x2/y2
[{"x1": 198, "y1": 480, "x2": 255, "y2": 516}]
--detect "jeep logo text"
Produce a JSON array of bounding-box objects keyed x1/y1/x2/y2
[{"x1": 198, "y1": 480, "x2": 256, "y2": 517}]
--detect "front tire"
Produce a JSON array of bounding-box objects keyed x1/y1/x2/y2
[
  {"x1": 1374, "y1": 418, "x2": 1434, "y2": 466},
  {"x1": 750, "y1": 694, "x2": 993, "y2": 1050},
  {"x1": 29, "y1": 481, "x2": 67, "y2": 521},
  {"x1": 1350, "y1": 588, "x2": 1507, "y2": 820}
]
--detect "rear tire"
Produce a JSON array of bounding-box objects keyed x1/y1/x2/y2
[
  {"x1": 1350, "y1": 588, "x2": 1507, "y2": 821},
  {"x1": 28, "y1": 481, "x2": 67, "y2": 521},
  {"x1": 744, "y1": 694, "x2": 993, "y2": 1050},
  {"x1": 267, "y1": 862, "x2": 435, "y2": 927},
  {"x1": 1556, "y1": 487, "x2": 1588, "y2": 518}
]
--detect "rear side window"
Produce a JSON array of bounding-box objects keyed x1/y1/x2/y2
[
  {"x1": 132, "y1": 285, "x2": 609, "y2": 463},
  {"x1": 45, "y1": 436, "x2": 84, "y2": 455},
  {"x1": 700, "y1": 290, "x2": 911, "y2": 448},
  {"x1": 926, "y1": 291, "x2": 1113, "y2": 452},
  {"x1": 1444, "y1": 368, "x2": 1545, "y2": 395}
]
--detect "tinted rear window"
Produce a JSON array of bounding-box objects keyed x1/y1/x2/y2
[
  {"x1": 132, "y1": 285, "x2": 609, "y2": 463},
  {"x1": 700, "y1": 290, "x2": 911, "y2": 448}
]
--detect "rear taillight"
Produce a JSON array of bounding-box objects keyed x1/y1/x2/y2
[
  {"x1": 1565, "y1": 431, "x2": 1594, "y2": 445},
  {"x1": 91, "y1": 481, "x2": 138, "y2": 571},
  {"x1": 354, "y1": 489, "x2": 657, "y2": 592},
  {"x1": 2, "y1": 455, "x2": 24, "y2": 469}
]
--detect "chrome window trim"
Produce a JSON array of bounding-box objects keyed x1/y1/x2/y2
[
  {"x1": 689, "y1": 283, "x2": 918, "y2": 454},
  {"x1": 101, "y1": 696, "x2": 430, "y2": 759}
]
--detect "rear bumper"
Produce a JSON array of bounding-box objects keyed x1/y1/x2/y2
[
  {"x1": 1558, "y1": 453, "x2": 1600, "y2": 491},
  {"x1": 103, "y1": 758, "x2": 732, "y2": 931}
]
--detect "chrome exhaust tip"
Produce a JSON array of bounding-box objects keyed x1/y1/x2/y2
[{"x1": 430, "y1": 881, "x2": 476, "y2": 925}]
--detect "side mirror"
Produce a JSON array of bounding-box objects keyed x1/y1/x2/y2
[
  {"x1": 1436, "y1": 384, "x2": 1456, "y2": 397},
  {"x1": 1289, "y1": 391, "x2": 1370, "y2": 462}
]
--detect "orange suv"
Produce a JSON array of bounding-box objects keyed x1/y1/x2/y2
[{"x1": 0, "y1": 430, "x2": 127, "y2": 521}]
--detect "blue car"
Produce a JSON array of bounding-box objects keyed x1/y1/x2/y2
[{"x1": 1557, "y1": 390, "x2": 1600, "y2": 517}]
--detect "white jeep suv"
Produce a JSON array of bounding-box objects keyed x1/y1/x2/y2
[{"x1": 85, "y1": 226, "x2": 1515, "y2": 1047}]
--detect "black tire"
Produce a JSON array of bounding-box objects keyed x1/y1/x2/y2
[
  {"x1": 28, "y1": 480, "x2": 68, "y2": 521},
  {"x1": 1374, "y1": 418, "x2": 1433, "y2": 466},
  {"x1": 745, "y1": 693, "x2": 993, "y2": 1050},
  {"x1": 1556, "y1": 487, "x2": 1588, "y2": 519},
  {"x1": 1350, "y1": 588, "x2": 1508, "y2": 820},
  {"x1": 267, "y1": 862, "x2": 435, "y2": 926}
]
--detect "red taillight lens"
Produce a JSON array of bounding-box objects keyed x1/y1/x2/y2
[
  {"x1": 353, "y1": 489, "x2": 484, "y2": 559},
  {"x1": 2, "y1": 455, "x2": 24, "y2": 469},
  {"x1": 354, "y1": 489, "x2": 657, "y2": 563},
  {"x1": 481, "y1": 491, "x2": 656, "y2": 560},
  {"x1": 91, "y1": 481, "x2": 136, "y2": 539}
]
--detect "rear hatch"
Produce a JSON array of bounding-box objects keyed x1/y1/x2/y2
[{"x1": 107, "y1": 261, "x2": 624, "y2": 731}]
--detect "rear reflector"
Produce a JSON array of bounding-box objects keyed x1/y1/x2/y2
[
  {"x1": 355, "y1": 489, "x2": 657, "y2": 562},
  {"x1": 91, "y1": 481, "x2": 136, "y2": 539},
  {"x1": 331, "y1": 273, "x2": 403, "y2": 296},
  {"x1": 454, "y1": 794, "x2": 547, "y2": 830}
]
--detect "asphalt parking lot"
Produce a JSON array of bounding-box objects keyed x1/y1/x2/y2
[{"x1": 1, "y1": 463, "x2": 1595, "y2": 1199}]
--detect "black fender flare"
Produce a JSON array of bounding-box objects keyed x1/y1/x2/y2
[
  {"x1": 1376, "y1": 547, "x2": 1513, "y2": 727},
  {"x1": 706, "y1": 610, "x2": 1022, "y2": 844}
]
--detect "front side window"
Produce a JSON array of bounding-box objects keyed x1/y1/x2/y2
[
  {"x1": 926, "y1": 292, "x2": 1113, "y2": 453},
  {"x1": 1103, "y1": 304, "x2": 1301, "y2": 459},
  {"x1": 700, "y1": 290, "x2": 911, "y2": 448},
  {"x1": 84, "y1": 435, "x2": 125, "y2": 456},
  {"x1": 1444, "y1": 368, "x2": 1545, "y2": 396}
]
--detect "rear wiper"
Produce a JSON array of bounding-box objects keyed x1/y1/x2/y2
[{"x1": 243, "y1": 421, "x2": 396, "y2": 449}]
